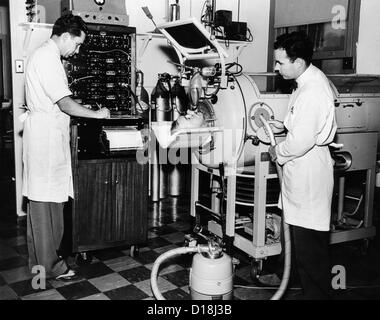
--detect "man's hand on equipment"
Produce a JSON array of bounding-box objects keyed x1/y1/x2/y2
[
  {"x1": 268, "y1": 120, "x2": 285, "y2": 134},
  {"x1": 268, "y1": 145, "x2": 277, "y2": 162},
  {"x1": 96, "y1": 107, "x2": 111, "y2": 119}
]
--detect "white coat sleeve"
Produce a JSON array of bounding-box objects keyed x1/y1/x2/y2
[
  {"x1": 275, "y1": 89, "x2": 330, "y2": 165},
  {"x1": 37, "y1": 53, "x2": 72, "y2": 104}
]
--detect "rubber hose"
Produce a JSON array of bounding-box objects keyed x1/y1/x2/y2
[
  {"x1": 259, "y1": 115, "x2": 291, "y2": 300},
  {"x1": 150, "y1": 245, "x2": 212, "y2": 300},
  {"x1": 151, "y1": 118, "x2": 292, "y2": 301}
]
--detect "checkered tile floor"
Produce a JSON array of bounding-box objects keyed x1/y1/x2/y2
[
  {"x1": 1, "y1": 195, "x2": 380, "y2": 300},
  {"x1": 0, "y1": 197, "x2": 258, "y2": 300}
]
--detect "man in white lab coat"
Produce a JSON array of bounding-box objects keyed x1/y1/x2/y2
[
  {"x1": 23, "y1": 14, "x2": 110, "y2": 280},
  {"x1": 269, "y1": 32, "x2": 337, "y2": 299}
]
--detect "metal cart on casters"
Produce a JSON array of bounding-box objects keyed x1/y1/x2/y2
[{"x1": 190, "y1": 141, "x2": 283, "y2": 277}]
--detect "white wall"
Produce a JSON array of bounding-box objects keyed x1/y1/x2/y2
[
  {"x1": 10, "y1": 1, "x2": 28, "y2": 217},
  {"x1": 10, "y1": 0, "x2": 53, "y2": 216},
  {"x1": 238, "y1": 0, "x2": 271, "y2": 72},
  {"x1": 9, "y1": 0, "x2": 26, "y2": 215},
  {"x1": 356, "y1": 0, "x2": 380, "y2": 74}
]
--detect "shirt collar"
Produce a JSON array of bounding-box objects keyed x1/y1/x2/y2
[
  {"x1": 47, "y1": 39, "x2": 61, "y2": 58},
  {"x1": 295, "y1": 63, "x2": 315, "y2": 88}
]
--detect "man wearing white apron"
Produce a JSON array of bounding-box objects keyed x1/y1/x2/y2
[
  {"x1": 23, "y1": 14, "x2": 110, "y2": 280},
  {"x1": 270, "y1": 32, "x2": 337, "y2": 299}
]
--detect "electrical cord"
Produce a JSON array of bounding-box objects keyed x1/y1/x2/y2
[
  {"x1": 68, "y1": 75, "x2": 95, "y2": 88},
  {"x1": 129, "y1": 89, "x2": 145, "y2": 113},
  {"x1": 120, "y1": 83, "x2": 149, "y2": 114},
  {"x1": 226, "y1": 62, "x2": 243, "y2": 75},
  {"x1": 246, "y1": 27, "x2": 254, "y2": 42},
  {"x1": 88, "y1": 49, "x2": 131, "y2": 59}
]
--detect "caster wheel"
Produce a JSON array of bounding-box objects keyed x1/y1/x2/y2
[
  {"x1": 130, "y1": 245, "x2": 139, "y2": 258},
  {"x1": 75, "y1": 252, "x2": 93, "y2": 266},
  {"x1": 250, "y1": 260, "x2": 263, "y2": 281}
]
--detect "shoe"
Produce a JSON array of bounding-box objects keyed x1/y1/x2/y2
[
  {"x1": 256, "y1": 273, "x2": 282, "y2": 287},
  {"x1": 55, "y1": 269, "x2": 77, "y2": 281}
]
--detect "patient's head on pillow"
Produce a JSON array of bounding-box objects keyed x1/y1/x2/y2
[{"x1": 171, "y1": 110, "x2": 205, "y2": 133}]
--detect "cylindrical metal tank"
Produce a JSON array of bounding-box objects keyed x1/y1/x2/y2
[
  {"x1": 168, "y1": 80, "x2": 189, "y2": 196},
  {"x1": 151, "y1": 76, "x2": 172, "y2": 201},
  {"x1": 193, "y1": 73, "x2": 289, "y2": 168},
  {"x1": 190, "y1": 252, "x2": 233, "y2": 300},
  {"x1": 174, "y1": 72, "x2": 380, "y2": 175}
]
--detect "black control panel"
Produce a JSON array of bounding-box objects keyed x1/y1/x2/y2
[{"x1": 64, "y1": 23, "x2": 137, "y2": 116}]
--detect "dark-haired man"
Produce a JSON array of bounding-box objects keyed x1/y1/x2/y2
[
  {"x1": 269, "y1": 32, "x2": 337, "y2": 299},
  {"x1": 23, "y1": 14, "x2": 110, "y2": 281}
]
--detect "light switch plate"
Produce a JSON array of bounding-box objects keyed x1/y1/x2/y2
[{"x1": 15, "y1": 60, "x2": 24, "y2": 73}]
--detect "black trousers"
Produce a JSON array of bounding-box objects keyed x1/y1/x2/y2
[{"x1": 291, "y1": 224, "x2": 332, "y2": 300}]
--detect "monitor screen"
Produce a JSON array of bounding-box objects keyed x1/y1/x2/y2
[
  {"x1": 158, "y1": 17, "x2": 228, "y2": 58},
  {"x1": 164, "y1": 24, "x2": 212, "y2": 50}
]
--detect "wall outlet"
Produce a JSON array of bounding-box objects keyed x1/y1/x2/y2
[{"x1": 15, "y1": 60, "x2": 24, "y2": 73}]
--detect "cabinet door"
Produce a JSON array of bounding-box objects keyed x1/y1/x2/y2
[
  {"x1": 111, "y1": 160, "x2": 148, "y2": 244},
  {"x1": 74, "y1": 161, "x2": 113, "y2": 251}
]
